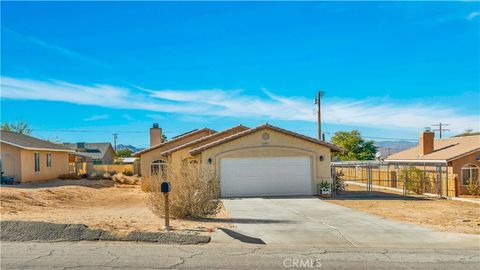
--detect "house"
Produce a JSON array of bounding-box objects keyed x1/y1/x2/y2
[
  {"x1": 63, "y1": 142, "x2": 115, "y2": 165},
  {"x1": 386, "y1": 129, "x2": 480, "y2": 195},
  {"x1": 134, "y1": 123, "x2": 342, "y2": 197},
  {"x1": 0, "y1": 130, "x2": 72, "y2": 182}
]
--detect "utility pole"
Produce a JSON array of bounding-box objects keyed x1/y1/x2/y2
[
  {"x1": 432, "y1": 123, "x2": 450, "y2": 139},
  {"x1": 314, "y1": 90, "x2": 325, "y2": 141},
  {"x1": 113, "y1": 133, "x2": 118, "y2": 152}
]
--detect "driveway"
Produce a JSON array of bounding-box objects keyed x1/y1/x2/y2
[{"x1": 213, "y1": 197, "x2": 480, "y2": 248}]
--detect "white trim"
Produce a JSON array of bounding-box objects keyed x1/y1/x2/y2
[
  {"x1": 0, "y1": 140, "x2": 73, "y2": 152},
  {"x1": 461, "y1": 163, "x2": 479, "y2": 186}
]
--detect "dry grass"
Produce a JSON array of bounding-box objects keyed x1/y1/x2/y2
[
  {"x1": 326, "y1": 185, "x2": 480, "y2": 234},
  {"x1": 0, "y1": 179, "x2": 232, "y2": 234},
  {"x1": 146, "y1": 163, "x2": 222, "y2": 219}
]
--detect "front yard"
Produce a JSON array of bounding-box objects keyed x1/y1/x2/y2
[
  {"x1": 325, "y1": 185, "x2": 480, "y2": 234},
  {"x1": 0, "y1": 179, "x2": 232, "y2": 236}
]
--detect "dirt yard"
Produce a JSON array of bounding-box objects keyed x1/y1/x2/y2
[
  {"x1": 326, "y1": 184, "x2": 480, "y2": 234},
  {"x1": 0, "y1": 179, "x2": 232, "y2": 235}
]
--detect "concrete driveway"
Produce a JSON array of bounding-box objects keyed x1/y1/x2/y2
[{"x1": 213, "y1": 197, "x2": 480, "y2": 248}]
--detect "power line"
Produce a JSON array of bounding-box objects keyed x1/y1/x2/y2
[{"x1": 432, "y1": 123, "x2": 450, "y2": 139}]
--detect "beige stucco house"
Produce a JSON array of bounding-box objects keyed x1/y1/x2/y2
[
  {"x1": 0, "y1": 130, "x2": 72, "y2": 183},
  {"x1": 134, "y1": 123, "x2": 342, "y2": 197},
  {"x1": 386, "y1": 131, "x2": 480, "y2": 195}
]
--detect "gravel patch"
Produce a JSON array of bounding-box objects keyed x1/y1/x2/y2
[{"x1": 0, "y1": 221, "x2": 210, "y2": 244}]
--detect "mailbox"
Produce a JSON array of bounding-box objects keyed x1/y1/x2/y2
[{"x1": 161, "y1": 181, "x2": 171, "y2": 193}]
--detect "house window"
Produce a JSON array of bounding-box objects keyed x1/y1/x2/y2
[
  {"x1": 93, "y1": 160, "x2": 102, "y2": 165},
  {"x1": 46, "y1": 153, "x2": 52, "y2": 167},
  {"x1": 151, "y1": 160, "x2": 166, "y2": 176},
  {"x1": 461, "y1": 164, "x2": 479, "y2": 185},
  {"x1": 34, "y1": 153, "x2": 40, "y2": 172}
]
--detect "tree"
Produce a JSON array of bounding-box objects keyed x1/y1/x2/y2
[
  {"x1": 1, "y1": 121, "x2": 32, "y2": 135},
  {"x1": 330, "y1": 130, "x2": 377, "y2": 161},
  {"x1": 116, "y1": 149, "x2": 133, "y2": 157}
]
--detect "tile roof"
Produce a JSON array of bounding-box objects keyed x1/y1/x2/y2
[
  {"x1": 385, "y1": 135, "x2": 480, "y2": 162},
  {"x1": 0, "y1": 130, "x2": 72, "y2": 152},
  {"x1": 63, "y1": 142, "x2": 113, "y2": 160},
  {"x1": 133, "y1": 128, "x2": 216, "y2": 156},
  {"x1": 160, "y1": 125, "x2": 250, "y2": 155},
  {"x1": 189, "y1": 123, "x2": 343, "y2": 155}
]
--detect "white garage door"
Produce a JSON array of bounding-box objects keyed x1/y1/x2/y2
[{"x1": 220, "y1": 156, "x2": 313, "y2": 197}]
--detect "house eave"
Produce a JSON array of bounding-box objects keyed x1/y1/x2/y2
[{"x1": 0, "y1": 140, "x2": 73, "y2": 153}]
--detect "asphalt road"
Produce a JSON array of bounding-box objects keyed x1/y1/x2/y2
[
  {"x1": 1, "y1": 241, "x2": 479, "y2": 269},
  {"x1": 215, "y1": 197, "x2": 480, "y2": 248}
]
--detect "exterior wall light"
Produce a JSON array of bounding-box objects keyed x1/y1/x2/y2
[
  {"x1": 319, "y1": 155, "x2": 324, "y2": 161},
  {"x1": 208, "y1": 158, "x2": 213, "y2": 164}
]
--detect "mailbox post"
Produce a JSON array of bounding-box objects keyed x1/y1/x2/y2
[{"x1": 161, "y1": 181, "x2": 171, "y2": 230}]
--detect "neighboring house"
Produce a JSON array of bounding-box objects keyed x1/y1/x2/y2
[
  {"x1": 63, "y1": 142, "x2": 115, "y2": 165},
  {"x1": 116, "y1": 157, "x2": 139, "y2": 164},
  {"x1": 0, "y1": 130, "x2": 72, "y2": 182},
  {"x1": 134, "y1": 123, "x2": 342, "y2": 197},
  {"x1": 386, "y1": 130, "x2": 480, "y2": 195}
]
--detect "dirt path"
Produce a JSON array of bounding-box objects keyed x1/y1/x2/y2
[{"x1": 0, "y1": 179, "x2": 232, "y2": 235}]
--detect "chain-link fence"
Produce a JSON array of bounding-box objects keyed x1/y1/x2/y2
[{"x1": 332, "y1": 161, "x2": 456, "y2": 198}]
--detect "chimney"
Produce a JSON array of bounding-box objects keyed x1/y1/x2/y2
[
  {"x1": 419, "y1": 128, "x2": 434, "y2": 156},
  {"x1": 150, "y1": 123, "x2": 163, "y2": 147}
]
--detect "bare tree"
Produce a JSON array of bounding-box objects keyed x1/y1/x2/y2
[{"x1": 1, "y1": 121, "x2": 33, "y2": 135}]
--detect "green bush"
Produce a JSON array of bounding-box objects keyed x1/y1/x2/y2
[
  {"x1": 399, "y1": 166, "x2": 432, "y2": 194},
  {"x1": 467, "y1": 180, "x2": 479, "y2": 196}
]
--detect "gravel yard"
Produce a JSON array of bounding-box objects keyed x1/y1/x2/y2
[{"x1": 0, "y1": 179, "x2": 232, "y2": 236}]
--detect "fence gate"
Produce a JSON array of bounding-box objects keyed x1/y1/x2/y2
[{"x1": 332, "y1": 161, "x2": 456, "y2": 199}]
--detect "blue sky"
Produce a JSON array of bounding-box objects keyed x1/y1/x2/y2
[{"x1": 1, "y1": 1, "x2": 479, "y2": 148}]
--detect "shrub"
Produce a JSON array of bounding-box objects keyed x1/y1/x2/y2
[
  {"x1": 111, "y1": 173, "x2": 140, "y2": 185},
  {"x1": 122, "y1": 170, "x2": 134, "y2": 176},
  {"x1": 141, "y1": 178, "x2": 153, "y2": 192},
  {"x1": 467, "y1": 180, "x2": 479, "y2": 196},
  {"x1": 87, "y1": 172, "x2": 112, "y2": 180},
  {"x1": 146, "y1": 163, "x2": 221, "y2": 219},
  {"x1": 399, "y1": 166, "x2": 433, "y2": 194},
  {"x1": 333, "y1": 171, "x2": 345, "y2": 194},
  {"x1": 58, "y1": 173, "x2": 84, "y2": 180}
]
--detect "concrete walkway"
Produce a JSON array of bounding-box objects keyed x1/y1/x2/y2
[{"x1": 213, "y1": 197, "x2": 480, "y2": 248}]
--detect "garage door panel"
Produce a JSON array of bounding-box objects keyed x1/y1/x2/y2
[{"x1": 220, "y1": 157, "x2": 313, "y2": 197}]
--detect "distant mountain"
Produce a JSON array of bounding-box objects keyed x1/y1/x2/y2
[
  {"x1": 375, "y1": 141, "x2": 417, "y2": 157},
  {"x1": 453, "y1": 132, "x2": 480, "y2": 137},
  {"x1": 116, "y1": 144, "x2": 143, "y2": 153}
]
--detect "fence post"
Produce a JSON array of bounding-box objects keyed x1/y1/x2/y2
[{"x1": 445, "y1": 164, "x2": 449, "y2": 198}]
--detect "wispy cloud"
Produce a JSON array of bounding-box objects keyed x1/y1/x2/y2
[
  {"x1": 466, "y1": 11, "x2": 479, "y2": 21},
  {"x1": 83, "y1": 114, "x2": 109, "y2": 121},
  {"x1": 3, "y1": 27, "x2": 111, "y2": 69},
  {"x1": 122, "y1": 114, "x2": 134, "y2": 121},
  {"x1": 1, "y1": 76, "x2": 478, "y2": 132}
]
